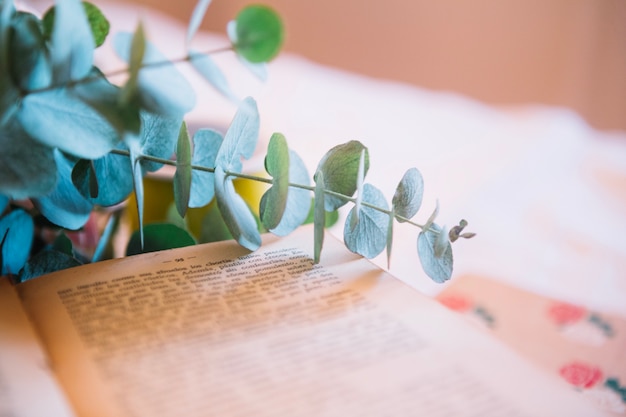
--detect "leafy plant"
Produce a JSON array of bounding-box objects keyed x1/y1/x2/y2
[{"x1": 0, "y1": 0, "x2": 474, "y2": 284}]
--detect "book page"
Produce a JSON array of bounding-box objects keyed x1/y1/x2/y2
[
  {"x1": 0, "y1": 277, "x2": 76, "y2": 417},
  {"x1": 18, "y1": 226, "x2": 607, "y2": 417}
]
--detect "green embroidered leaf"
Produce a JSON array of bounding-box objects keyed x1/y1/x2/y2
[
  {"x1": 33, "y1": 151, "x2": 93, "y2": 230},
  {"x1": 392, "y1": 168, "x2": 424, "y2": 222},
  {"x1": 215, "y1": 96, "x2": 259, "y2": 173},
  {"x1": 232, "y1": 5, "x2": 283, "y2": 63},
  {"x1": 214, "y1": 166, "x2": 261, "y2": 251},
  {"x1": 18, "y1": 250, "x2": 81, "y2": 282},
  {"x1": 0, "y1": 209, "x2": 34, "y2": 275},
  {"x1": 260, "y1": 133, "x2": 289, "y2": 231},
  {"x1": 173, "y1": 122, "x2": 192, "y2": 218},
  {"x1": 114, "y1": 32, "x2": 195, "y2": 117},
  {"x1": 343, "y1": 184, "x2": 389, "y2": 259},
  {"x1": 126, "y1": 223, "x2": 196, "y2": 256},
  {"x1": 48, "y1": 0, "x2": 94, "y2": 83},
  {"x1": 266, "y1": 150, "x2": 310, "y2": 236},
  {"x1": 417, "y1": 223, "x2": 453, "y2": 283},
  {"x1": 189, "y1": 128, "x2": 222, "y2": 208},
  {"x1": 313, "y1": 170, "x2": 325, "y2": 263},
  {"x1": 316, "y1": 140, "x2": 369, "y2": 211},
  {"x1": 43, "y1": 1, "x2": 110, "y2": 47}
]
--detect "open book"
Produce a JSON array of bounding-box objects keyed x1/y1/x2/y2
[{"x1": 0, "y1": 225, "x2": 608, "y2": 417}]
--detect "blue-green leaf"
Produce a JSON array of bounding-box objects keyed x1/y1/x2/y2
[
  {"x1": 189, "y1": 128, "x2": 222, "y2": 208},
  {"x1": 350, "y1": 149, "x2": 366, "y2": 230},
  {"x1": 392, "y1": 168, "x2": 424, "y2": 222},
  {"x1": 386, "y1": 211, "x2": 394, "y2": 269},
  {"x1": 188, "y1": 51, "x2": 238, "y2": 102},
  {"x1": 214, "y1": 165, "x2": 260, "y2": 251},
  {"x1": 199, "y1": 202, "x2": 232, "y2": 243},
  {"x1": 34, "y1": 150, "x2": 93, "y2": 230},
  {"x1": 0, "y1": 195, "x2": 7, "y2": 213},
  {"x1": 72, "y1": 144, "x2": 133, "y2": 206},
  {"x1": 114, "y1": 32, "x2": 195, "y2": 117},
  {"x1": 128, "y1": 141, "x2": 145, "y2": 248},
  {"x1": 417, "y1": 223, "x2": 453, "y2": 283},
  {"x1": 49, "y1": 0, "x2": 94, "y2": 83},
  {"x1": 266, "y1": 150, "x2": 310, "y2": 236},
  {"x1": 259, "y1": 133, "x2": 289, "y2": 231},
  {"x1": 0, "y1": 119, "x2": 57, "y2": 199},
  {"x1": 137, "y1": 112, "x2": 181, "y2": 172},
  {"x1": 17, "y1": 86, "x2": 119, "y2": 159},
  {"x1": 92, "y1": 210, "x2": 120, "y2": 262},
  {"x1": 313, "y1": 170, "x2": 325, "y2": 263},
  {"x1": 173, "y1": 122, "x2": 192, "y2": 218},
  {"x1": 118, "y1": 22, "x2": 145, "y2": 108},
  {"x1": 186, "y1": 0, "x2": 213, "y2": 44},
  {"x1": 126, "y1": 223, "x2": 196, "y2": 256},
  {"x1": 0, "y1": 209, "x2": 34, "y2": 275},
  {"x1": 18, "y1": 249, "x2": 81, "y2": 282},
  {"x1": 215, "y1": 96, "x2": 259, "y2": 172},
  {"x1": 343, "y1": 184, "x2": 388, "y2": 259},
  {"x1": 316, "y1": 140, "x2": 369, "y2": 211},
  {"x1": 9, "y1": 11, "x2": 51, "y2": 91}
]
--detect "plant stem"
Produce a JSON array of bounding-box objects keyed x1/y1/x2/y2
[
  {"x1": 110, "y1": 149, "x2": 429, "y2": 231},
  {"x1": 25, "y1": 46, "x2": 234, "y2": 95}
]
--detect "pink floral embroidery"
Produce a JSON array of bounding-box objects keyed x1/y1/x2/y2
[
  {"x1": 438, "y1": 295, "x2": 473, "y2": 313},
  {"x1": 559, "y1": 362, "x2": 604, "y2": 389},
  {"x1": 548, "y1": 302, "x2": 586, "y2": 325}
]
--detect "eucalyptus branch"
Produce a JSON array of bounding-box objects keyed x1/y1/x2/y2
[
  {"x1": 24, "y1": 46, "x2": 235, "y2": 96},
  {"x1": 110, "y1": 149, "x2": 433, "y2": 232}
]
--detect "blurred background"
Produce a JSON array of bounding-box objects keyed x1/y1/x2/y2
[{"x1": 127, "y1": 0, "x2": 626, "y2": 132}]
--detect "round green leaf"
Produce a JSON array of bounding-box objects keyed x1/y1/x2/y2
[
  {"x1": 260, "y1": 133, "x2": 290, "y2": 231},
  {"x1": 234, "y1": 5, "x2": 284, "y2": 63},
  {"x1": 417, "y1": 223, "x2": 453, "y2": 283},
  {"x1": 126, "y1": 223, "x2": 196, "y2": 256},
  {"x1": 316, "y1": 140, "x2": 369, "y2": 211},
  {"x1": 42, "y1": 1, "x2": 110, "y2": 47},
  {"x1": 343, "y1": 184, "x2": 389, "y2": 259},
  {"x1": 392, "y1": 168, "x2": 424, "y2": 222}
]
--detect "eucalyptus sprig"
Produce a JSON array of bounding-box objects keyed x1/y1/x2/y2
[{"x1": 0, "y1": 0, "x2": 473, "y2": 285}]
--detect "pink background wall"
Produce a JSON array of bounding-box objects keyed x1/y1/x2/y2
[{"x1": 130, "y1": 0, "x2": 626, "y2": 131}]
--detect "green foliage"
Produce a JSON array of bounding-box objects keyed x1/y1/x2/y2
[
  {"x1": 126, "y1": 223, "x2": 196, "y2": 256},
  {"x1": 42, "y1": 1, "x2": 110, "y2": 47},
  {"x1": 232, "y1": 5, "x2": 283, "y2": 63},
  {"x1": 0, "y1": 0, "x2": 474, "y2": 284}
]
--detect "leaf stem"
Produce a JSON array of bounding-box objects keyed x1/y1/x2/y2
[
  {"x1": 25, "y1": 46, "x2": 234, "y2": 95},
  {"x1": 110, "y1": 149, "x2": 430, "y2": 231}
]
